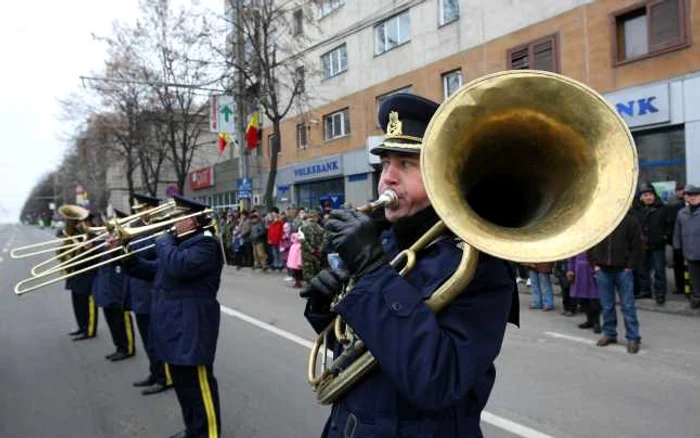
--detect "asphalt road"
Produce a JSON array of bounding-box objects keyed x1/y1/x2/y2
[{"x1": 2, "y1": 224, "x2": 700, "y2": 438}]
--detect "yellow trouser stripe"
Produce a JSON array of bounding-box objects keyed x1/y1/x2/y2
[
  {"x1": 164, "y1": 364, "x2": 173, "y2": 386},
  {"x1": 197, "y1": 365, "x2": 218, "y2": 438},
  {"x1": 124, "y1": 312, "x2": 134, "y2": 355},
  {"x1": 87, "y1": 295, "x2": 96, "y2": 337}
]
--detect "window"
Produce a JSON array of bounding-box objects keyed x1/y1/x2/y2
[
  {"x1": 634, "y1": 126, "x2": 686, "y2": 187},
  {"x1": 442, "y1": 69, "x2": 463, "y2": 99},
  {"x1": 268, "y1": 133, "x2": 279, "y2": 156},
  {"x1": 293, "y1": 9, "x2": 303, "y2": 36},
  {"x1": 508, "y1": 35, "x2": 559, "y2": 72},
  {"x1": 295, "y1": 66, "x2": 305, "y2": 93},
  {"x1": 376, "y1": 86, "x2": 412, "y2": 127},
  {"x1": 375, "y1": 11, "x2": 411, "y2": 55},
  {"x1": 439, "y1": 0, "x2": 459, "y2": 26},
  {"x1": 324, "y1": 108, "x2": 350, "y2": 141},
  {"x1": 297, "y1": 123, "x2": 308, "y2": 149},
  {"x1": 321, "y1": 44, "x2": 347, "y2": 79},
  {"x1": 318, "y1": 0, "x2": 344, "y2": 18},
  {"x1": 613, "y1": 0, "x2": 688, "y2": 64}
]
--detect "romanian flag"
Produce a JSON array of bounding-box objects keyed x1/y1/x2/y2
[
  {"x1": 245, "y1": 111, "x2": 260, "y2": 150},
  {"x1": 217, "y1": 132, "x2": 229, "y2": 156}
]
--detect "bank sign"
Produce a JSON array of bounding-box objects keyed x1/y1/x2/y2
[
  {"x1": 293, "y1": 157, "x2": 343, "y2": 182},
  {"x1": 606, "y1": 83, "x2": 670, "y2": 129}
]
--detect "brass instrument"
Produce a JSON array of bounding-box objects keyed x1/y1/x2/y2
[
  {"x1": 25, "y1": 201, "x2": 177, "y2": 277},
  {"x1": 14, "y1": 208, "x2": 213, "y2": 296},
  {"x1": 307, "y1": 71, "x2": 638, "y2": 404}
]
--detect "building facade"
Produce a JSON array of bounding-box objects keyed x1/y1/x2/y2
[{"x1": 253, "y1": 0, "x2": 699, "y2": 210}]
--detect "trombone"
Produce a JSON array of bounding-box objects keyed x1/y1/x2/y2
[
  {"x1": 14, "y1": 208, "x2": 213, "y2": 296},
  {"x1": 26, "y1": 201, "x2": 177, "y2": 277}
]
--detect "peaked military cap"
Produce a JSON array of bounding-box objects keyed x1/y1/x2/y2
[
  {"x1": 113, "y1": 208, "x2": 128, "y2": 219},
  {"x1": 371, "y1": 93, "x2": 440, "y2": 156},
  {"x1": 132, "y1": 193, "x2": 162, "y2": 210},
  {"x1": 684, "y1": 184, "x2": 700, "y2": 195},
  {"x1": 173, "y1": 194, "x2": 209, "y2": 212}
]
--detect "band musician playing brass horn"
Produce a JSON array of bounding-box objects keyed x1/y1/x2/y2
[{"x1": 300, "y1": 94, "x2": 519, "y2": 438}]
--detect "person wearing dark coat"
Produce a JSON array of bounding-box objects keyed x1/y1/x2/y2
[
  {"x1": 632, "y1": 183, "x2": 674, "y2": 304},
  {"x1": 669, "y1": 183, "x2": 689, "y2": 295},
  {"x1": 120, "y1": 195, "x2": 223, "y2": 438},
  {"x1": 673, "y1": 184, "x2": 700, "y2": 308},
  {"x1": 300, "y1": 94, "x2": 518, "y2": 438},
  {"x1": 57, "y1": 205, "x2": 99, "y2": 341},
  {"x1": 123, "y1": 194, "x2": 173, "y2": 395},
  {"x1": 588, "y1": 212, "x2": 644, "y2": 354}
]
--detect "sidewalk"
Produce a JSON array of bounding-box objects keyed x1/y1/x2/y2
[{"x1": 518, "y1": 276, "x2": 700, "y2": 317}]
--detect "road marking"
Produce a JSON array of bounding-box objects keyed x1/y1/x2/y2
[
  {"x1": 544, "y1": 331, "x2": 647, "y2": 355},
  {"x1": 0, "y1": 257, "x2": 4, "y2": 264},
  {"x1": 220, "y1": 304, "x2": 554, "y2": 438},
  {"x1": 544, "y1": 331, "x2": 595, "y2": 345}
]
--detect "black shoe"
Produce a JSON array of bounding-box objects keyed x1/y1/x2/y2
[
  {"x1": 578, "y1": 321, "x2": 594, "y2": 329},
  {"x1": 133, "y1": 377, "x2": 156, "y2": 387},
  {"x1": 168, "y1": 430, "x2": 188, "y2": 438},
  {"x1": 596, "y1": 335, "x2": 617, "y2": 347},
  {"x1": 72, "y1": 334, "x2": 93, "y2": 341},
  {"x1": 593, "y1": 323, "x2": 602, "y2": 334},
  {"x1": 105, "y1": 351, "x2": 120, "y2": 360},
  {"x1": 142, "y1": 383, "x2": 173, "y2": 395},
  {"x1": 109, "y1": 351, "x2": 135, "y2": 362},
  {"x1": 68, "y1": 329, "x2": 83, "y2": 336},
  {"x1": 690, "y1": 301, "x2": 700, "y2": 309},
  {"x1": 655, "y1": 296, "x2": 666, "y2": 305},
  {"x1": 637, "y1": 293, "x2": 652, "y2": 299},
  {"x1": 627, "y1": 340, "x2": 640, "y2": 354}
]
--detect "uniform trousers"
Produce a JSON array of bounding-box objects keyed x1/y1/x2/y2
[
  {"x1": 134, "y1": 313, "x2": 170, "y2": 385},
  {"x1": 103, "y1": 306, "x2": 135, "y2": 355},
  {"x1": 72, "y1": 292, "x2": 98, "y2": 337},
  {"x1": 170, "y1": 364, "x2": 221, "y2": 438}
]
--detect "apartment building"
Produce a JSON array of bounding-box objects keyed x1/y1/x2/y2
[{"x1": 250, "y1": 0, "x2": 699, "y2": 210}]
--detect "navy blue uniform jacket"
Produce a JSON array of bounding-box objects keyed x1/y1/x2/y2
[
  {"x1": 57, "y1": 228, "x2": 96, "y2": 295},
  {"x1": 123, "y1": 239, "x2": 156, "y2": 314},
  {"x1": 319, "y1": 231, "x2": 514, "y2": 438},
  {"x1": 124, "y1": 231, "x2": 223, "y2": 365},
  {"x1": 92, "y1": 244, "x2": 125, "y2": 308}
]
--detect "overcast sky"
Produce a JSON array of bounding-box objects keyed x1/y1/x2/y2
[{"x1": 0, "y1": 0, "x2": 219, "y2": 223}]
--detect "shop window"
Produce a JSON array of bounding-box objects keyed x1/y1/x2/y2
[
  {"x1": 439, "y1": 0, "x2": 459, "y2": 26},
  {"x1": 634, "y1": 125, "x2": 686, "y2": 188},
  {"x1": 375, "y1": 10, "x2": 411, "y2": 55},
  {"x1": 324, "y1": 108, "x2": 350, "y2": 141},
  {"x1": 293, "y1": 9, "x2": 303, "y2": 36},
  {"x1": 297, "y1": 123, "x2": 308, "y2": 149},
  {"x1": 318, "y1": 0, "x2": 344, "y2": 18},
  {"x1": 613, "y1": 0, "x2": 688, "y2": 64},
  {"x1": 508, "y1": 34, "x2": 559, "y2": 72},
  {"x1": 321, "y1": 44, "x2": 347, "y2": 79},
  {"x1": 376, "y1": 86, "x2": 412, "y2": 127},
  {"x1": 442, "y1": 69, "x2": 462, "y2": 100}
]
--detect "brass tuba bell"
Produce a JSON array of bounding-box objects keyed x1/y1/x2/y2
[{"x1": 307, "y1": 71, "x2": 638, "y2": 404}]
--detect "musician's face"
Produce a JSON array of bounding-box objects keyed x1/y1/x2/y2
[{"x1": 378, "y1": 152, "x2": 430, "y2": 222}]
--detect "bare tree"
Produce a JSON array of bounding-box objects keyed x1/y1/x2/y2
[{"x1": 219, "y1": 0, "x2": 318, "y2": 210}]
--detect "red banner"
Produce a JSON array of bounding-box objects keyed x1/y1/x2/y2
[{"x1": 189, "y1": 167, "x2": 214, "y2": 190}]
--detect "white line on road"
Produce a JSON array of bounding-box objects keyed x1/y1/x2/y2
[
  {"x1": 220, "y1": 304, "x2": 554, "y2": 438},
  {"x1": 0, "y1": 257, "x2": 4, "y2": 264},
  {"x1": 544, "y1": 331, "x2": 647, "y2": 355}
]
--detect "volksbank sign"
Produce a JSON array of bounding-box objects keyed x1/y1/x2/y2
[{"x1": 293, "y1": 156, "x2": 343, "y2": 182}]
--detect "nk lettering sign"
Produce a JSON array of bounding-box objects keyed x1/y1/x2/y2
[
  {"x1": 607, "y1": 83, "x2": 670, "y2": 129},
  {"x1": 293, "y1": 158, "x2": 343, "y2": 182}
]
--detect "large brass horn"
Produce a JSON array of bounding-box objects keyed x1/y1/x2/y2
[{"x1": 307, "y1": 71, "x2": 638, "y2": 404}]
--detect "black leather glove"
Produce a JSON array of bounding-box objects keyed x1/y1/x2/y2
[
  {"x1": 325, "y1": 210, "x2": 388, "y2": 279},
  {"x1": 299, "y1": 268, "x2": 349, "y2": 303}
]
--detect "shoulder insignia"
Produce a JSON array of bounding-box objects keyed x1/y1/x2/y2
[{"x1": 454, "y1": 238, "x2": 465, "y2": 250}]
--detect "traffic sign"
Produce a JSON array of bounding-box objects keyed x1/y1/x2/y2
[
  {"x1": 237, "y1": 178, "x2": 253, "y2": 199},
  {"x1": 210, "y1": 95, "x2": 236, "y2": 134}
]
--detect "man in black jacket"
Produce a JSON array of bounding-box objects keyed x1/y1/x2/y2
[
  {"x1": 589, "y1": 212, "x2": 644, "y2": 354},
  {"x1": 633, "y1": 183, "x2": 673, "y2": 304}
]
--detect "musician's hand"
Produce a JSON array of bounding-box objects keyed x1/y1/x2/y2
[
  {"x1": 175, "y1": 217, "x2": 197, "y2": 236},
  {"x1": 325, "y1": 210, "x2": 388, "y2": 278},
  {"x1": 299, "y1": 268, "x2": 349, "y2": 303}
]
